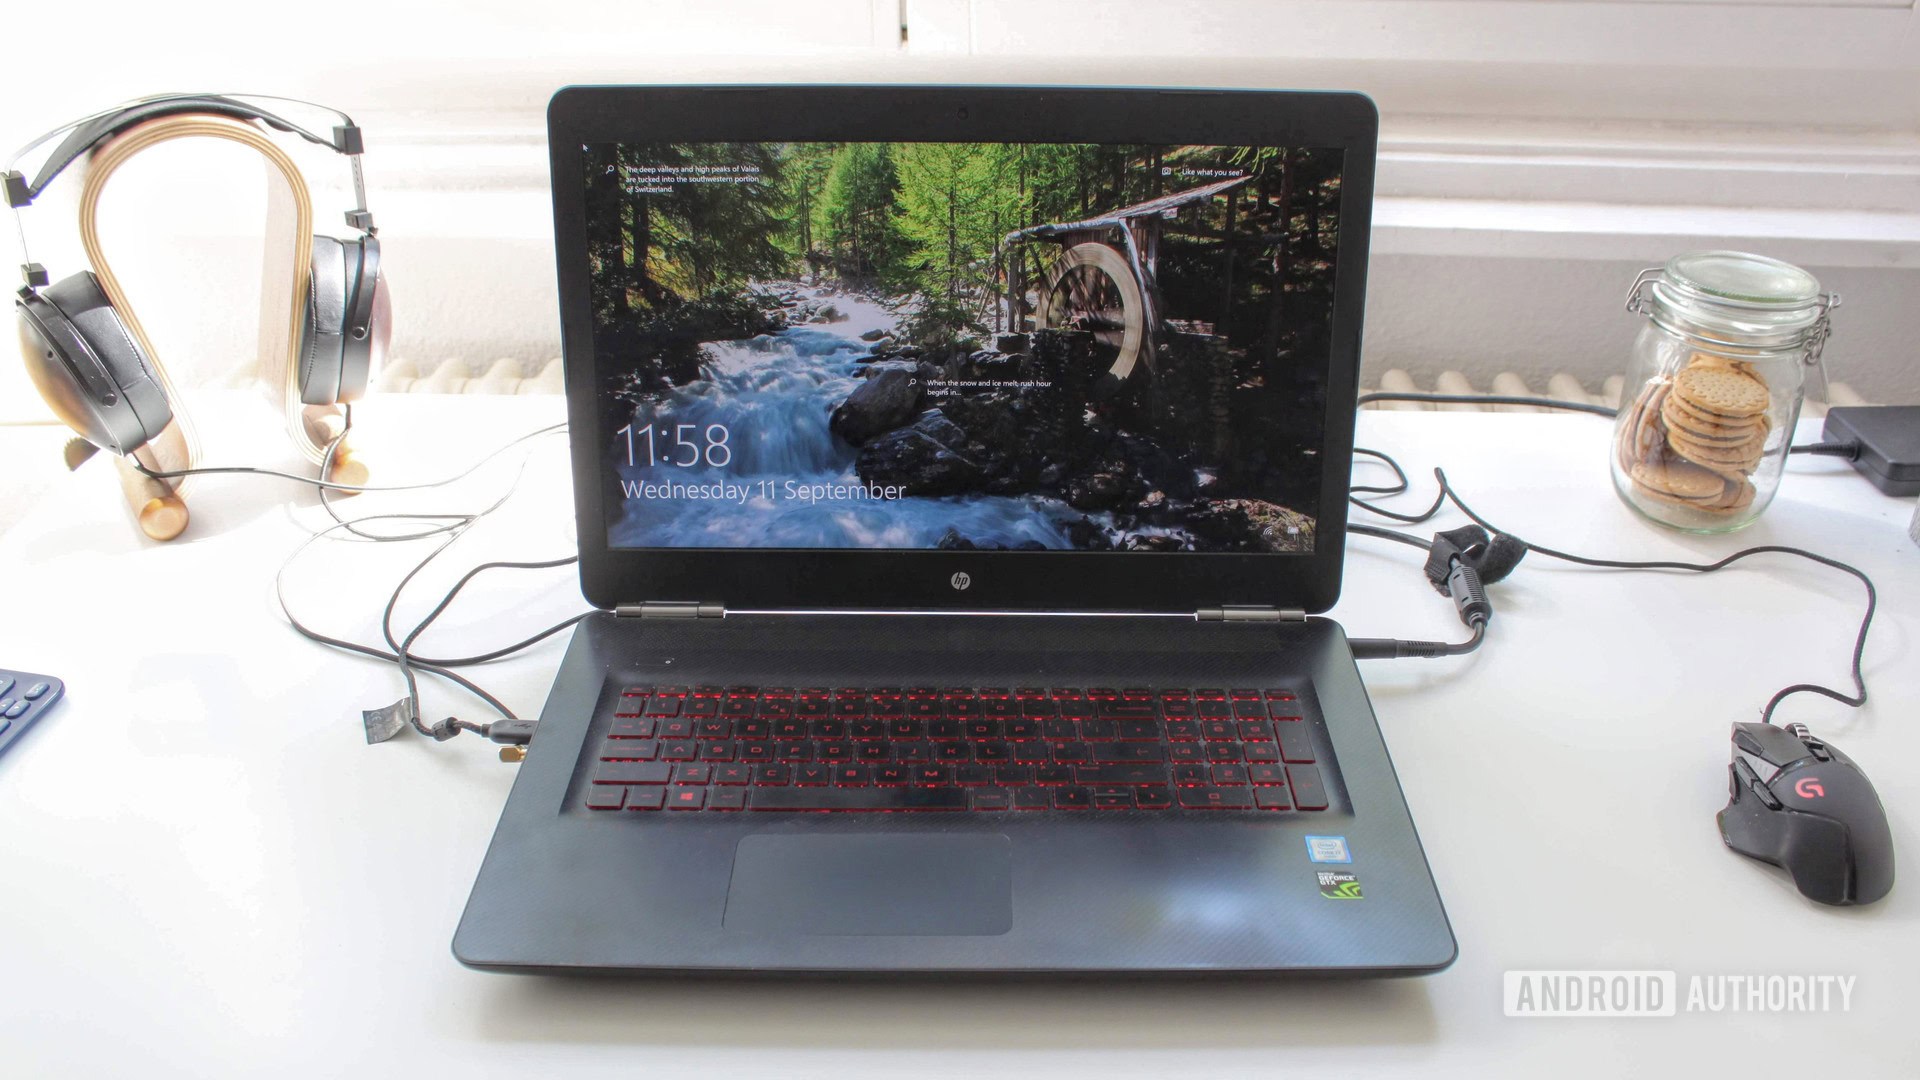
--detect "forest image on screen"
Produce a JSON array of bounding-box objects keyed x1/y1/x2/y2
[{"x1": 585, "y1": 141, "x2": 1341, "y2": 552}]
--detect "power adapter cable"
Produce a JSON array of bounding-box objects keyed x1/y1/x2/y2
[{"x1": 1345, "y1": 522, "x2": 1508, "y2": 660}]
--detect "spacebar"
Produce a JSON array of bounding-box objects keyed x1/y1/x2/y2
[{"x1": 747, "y1": 788, "x2": 969, "y2": 811}]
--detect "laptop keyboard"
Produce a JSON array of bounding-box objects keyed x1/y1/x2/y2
[{"x1": 582, "y1": 686, "x2": 1331, "y2": 813}]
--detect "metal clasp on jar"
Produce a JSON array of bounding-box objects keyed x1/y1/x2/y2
[{"x1": 1624, "y1": 266, "x2": 1841, "y2": 367}]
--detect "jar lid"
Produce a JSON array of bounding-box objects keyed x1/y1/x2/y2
[{"x1": 1645, "y1": 250, "x2": 1828, "y2": 348}]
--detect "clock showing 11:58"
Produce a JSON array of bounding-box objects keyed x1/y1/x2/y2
[{"x1": 615, "y1": 422, "x2": 733, "y2": 467}]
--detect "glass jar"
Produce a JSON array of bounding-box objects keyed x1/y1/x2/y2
[{"x1": 1612, "y1": 251, "x2": 1838, "y2": 532}]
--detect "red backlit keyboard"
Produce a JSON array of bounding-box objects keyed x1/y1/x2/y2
[{"x1": 582, "y1": 685, "x2": 1331, "y2": 813}]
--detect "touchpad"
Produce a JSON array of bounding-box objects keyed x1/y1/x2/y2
[{"x1": 724, "y1": 833, "x2": 1013, "y2": 936}]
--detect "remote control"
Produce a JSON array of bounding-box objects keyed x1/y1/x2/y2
[{"x1": 0, "y1": 669, "x2": 64, "y2": 761}]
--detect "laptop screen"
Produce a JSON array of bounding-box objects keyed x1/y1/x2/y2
[{"x1": 582, "y1": 141, "x2": 1344, "y2": 554}]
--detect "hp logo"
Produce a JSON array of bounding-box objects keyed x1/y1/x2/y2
[{"x1": 950, "y1": 572, "x2": 972, "y2": 591}]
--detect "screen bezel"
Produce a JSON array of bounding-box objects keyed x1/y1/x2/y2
[{"x1": 549, "y1": 85, "x2": 1373, "y2": 614}]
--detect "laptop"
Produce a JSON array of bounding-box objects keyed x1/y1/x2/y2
[{"x1": 454, "y1": 85, "x2": 1455, "y2": 975}]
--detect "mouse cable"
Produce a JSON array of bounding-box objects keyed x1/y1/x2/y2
[{"x1": 1420, "y1": 467, "x2": 1875, "y2": 726}]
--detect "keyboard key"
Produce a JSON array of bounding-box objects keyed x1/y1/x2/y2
[
  {"x1": 792, "y1": 764, "x2": 829, "y2": 785},
  {"x1": 927, "y1": 719, "x2": 963, "y2": 739},
  {"x1": 1234, "y1": 700, "x2": 1269, "y2": 718},
  {"x1": 1114, "y1": 719, "x2": 1160, "y2": 741},
  {"x1": 1197, "y1": 700, "x2": 1233, "y2": 718},
  {"x1": 661, "y1": 740, "x2": 698, "y2": 761},
  {"x1": 1005, "y1": 718, "x2": 1041, "y2": 740},
  {"x1": 895, "y1": 742, "x2": 933, "y2": 763},
  {"x1": 1010, "y1": 741, "x2": 1051, "y2": 763},
  {"x1": 1081, "y1": 719, "x2": 1116, "y2": 741},
  {"x1": 994, "y1": 764, "x2": 1032, "y2": 786},
  {"x1": 1249, "y1": 764, "x2": 1287, "y2": 785},
  {"x1": 874, "y1": 766, "x2": 910, "y2": 786},
  {"x1": 714, "y1": 764, "x2": 752, "y2": 785},
  {"x1": 668, "y1": 788, "x2": 706, "y2": 810},
  {"x1": 1041, "y1": 718, "x2": 1079, "y2": 740},
  {"x1": 953, "y1": 764, "x2": 992, "y2": 786},
  {"x1": 912, "y1": 765, "x2": 950, "y2": 786},
  {"x1": 776, "y1": 741, "x2": 814, "y2": 761},
  {"x1": 1253, "y1": 786, "x2": 1293, "y2": 810},
  {"x1": 833, "y1": 765, "x2": 869, "y2": 786},
  {"x1": 933, "y1": 741, "x2": 970, "y2": 763},
  {"x1": 1053, "y1": 786, "x2": 1092, "y2": 809},
  {"x1": 695, "y1": 719, "x2": 730, "y2": 739},
  {"x1": 886, "y1": 719, "x2": 923, "y2": 739},
  {"x1": 700, "y1": 741, "x2": 736, "y2": 761},
  {"x1": 749, "y1": 787, "x2": 968, "y2": 811},
  {"x1": 856, "y1": 742, "x2": 892, "y2": 763},
  {"x1": 625, "y1": 787, "x2": 667, "y2": 810},
  {"x1": 1238, "y1": 719, "x2": 1274, "y2": 741},
  {"x1": 1244, "y1": 743, "x2": 1280, "y2": 763},
  {"x1": 740, "y1": 742, "x2": 773, "y2": 763},
  {"x1": 600, "y1": 739, "x2": 657, "y2": 760},
  {"x1": 1205, "y1": 743, "x2": 1244, "y2": 763},
  {"x1": 1011, "y1": 787, "x2": 1050, "y2": 810},
  {"x1": 1134, "y1": 787, "x2": 1173, "y2": 810},
  {"x1": 849, "y1": 720, "x2": 887, "y2": 740},
  {"x1": 1091, "y1": 786, "x2": 1134, "y2": 809},
  {"x1": 611, "y1": 716, "x2": 656, "y2": 738},
  {"x1": 659, "y1": 719, "x2": 696, "y2": 739},
  {"x1": 975, "y1": 741, "x2": 1011, "y2": 763},
  {"x1": 772, "y1": 720, "x2": 808, "y2": 739},
  {"x1": 1211, "y1": 764, "x2": 1249, "y2": 786},
  {"x1": 753, "y1": 764, "x2": 790, "y2": 786},
  {"x1": 1172, "y1": 765, "x2": 1209, "y2": 786},
  {"x1": 645, "y1": 698, "x2": 682, "y2": 717},
  {"x1": 811, "y1": 719, "x2": 848, "y2": 739},
  {"x1": 1278, "y1": 726, "x2": 1315, "y2": 763},
  {"x1": 1164, "y1": 719, "x2": 1200, "y2": 740},
  {"x1": 1052, "y1": 742, "x2": 1090, "y2": 763},
  {"x1": 1097, "y1": 699, "x2": 1157, "y2": 717},
  {"x1": 1169, "y1": 743, "x2": 1204, "y2": 763},
  {"x1": 970, "y1": 788, "x2": 1012, "y2": 810},
  {"x1": 737, "y1": 719, "x2": 771, "y2": 739},
  {"x1": 1076, "y1": 764, "x2": 1169, "y2": 785},
  {"x1": 1178, "y1": 786, "x2": 1255, "y2": 809},
  {"x1": 671, "y1": 763, "x2": 711, "y2": 784},
  {"x1": 1092, "y1": 742, "x2": 1165, "y2": 763},
  {"x1": 707, "y1": 787, "x2": 747, "y2": 810},
  {"x1": 684, "y1": 698, "x2": 719, "y2": 717},
  {"x1": 1034, "y1": 765, "x2": 1074, "y2": 785},
  {"x1": 585, "y1": 786, "x2": 625, "y2": 810},
  {"x1": 818, "y1": 741, "x2": 855, "y2": 763},
  {"x1": 594, "y1": 761, "x2": 670, "y2": 785},
  {"x1": 1200, "y1": 720, "x2": 1237, "y2": 740},
  {"x1": 1287, "y1": 766, "x2": 1329, "y2": 810}
]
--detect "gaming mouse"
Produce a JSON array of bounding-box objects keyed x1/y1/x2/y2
[{"x1": 1718, "y1": 722, "x2": 1894, "y2": 906}]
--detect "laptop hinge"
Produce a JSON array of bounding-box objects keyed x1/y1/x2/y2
[
  {"x1": 1196, "y1": 605, "x2": 1306, "y2": 623},
  {"x1": 615, "y1": 601, "x2": 726, "y2": 619}
]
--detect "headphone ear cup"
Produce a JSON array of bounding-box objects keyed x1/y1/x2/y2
[
  {"x1": 16, "y1": 272, "x2": 172, "y2": 454},
  {"x1": 298, "y1": 235, "x2": 350, "y2": 405},
  {"x1": 334, "y1": 235, "x2": 384, "y2": 402}
]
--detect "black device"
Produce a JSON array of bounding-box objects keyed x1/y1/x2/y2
[
  {"x1": 1821, "y1": 405, "x2": 1920, "y2": 497},
  {"x1": 0, "y1": 669, "x2": 64, "y2": 761},
  {"x1": 453, "y1": 85, "x2": 1456, "y2": 975},
  {"x1": 1720, "y1": 722, "x2": 1894, "y2": 906}
]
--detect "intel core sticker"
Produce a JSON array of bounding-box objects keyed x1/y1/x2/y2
[
  {"x1": 1317, "y1": 870, "x2": 1363, "y2": 900},
  {"x1": 1305, "y1": 835, "x2": 1351, "y2": 863}
]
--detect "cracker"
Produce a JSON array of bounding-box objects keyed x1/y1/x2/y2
[
  {"x1": 1661, "y1": 398, "x2": 1762, "y2": 443},
  {"x1": 1665, "y1": 391, "x2": 1771, "y2": 436},
  {"x1": 1673, "y1": 366, "x2": 1769, "y2": 418},
  {"x1": 1630, "y1": 458, "x2": 1726, "y2": 500}
]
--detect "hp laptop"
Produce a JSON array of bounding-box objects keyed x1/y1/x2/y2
[{"x1": 454, "y1": 85, "x2": 1455, "y2": 975}]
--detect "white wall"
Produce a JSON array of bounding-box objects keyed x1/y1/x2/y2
[{"x1": 3, "y1": 0, "x2": 1916, "y2": 425}]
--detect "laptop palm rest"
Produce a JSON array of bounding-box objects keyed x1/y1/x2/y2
[{"x1": 724, "y1": 834, "x2": 1013, "y2": 936}]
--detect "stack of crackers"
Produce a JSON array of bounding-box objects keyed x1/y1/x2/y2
[{"x1": 1616, "y1": 354, "x2": 1772, "y2": 516}]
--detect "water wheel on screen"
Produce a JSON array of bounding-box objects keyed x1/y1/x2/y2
[{"x1": 1036, "y1": 241, "x2": 1148, "y2": 389}]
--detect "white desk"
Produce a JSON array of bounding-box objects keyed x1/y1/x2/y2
[{"x1": 3, "y1": 395, "x2": 1916, "y2": 1078}]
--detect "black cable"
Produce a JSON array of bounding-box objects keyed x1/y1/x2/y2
[
  {"x1": 1430, "y1": 468, "x2": 1875, "y2": 725},
  {"x1": 1350, "y1": 446, "x2": 1445, "y2": 524},
  {"x1": 129, "y1": 419, "x2": 569, "y2": 492},
  {"x1": 1789, "y1": 440, "x2": 1859, "y2": 458},
  {"x1": 1347, "y1": 522, "x2": 1433, "y2": 552},
  {"x1": 1358, "y1": 391, "x2": 1618, "y2": 418}
]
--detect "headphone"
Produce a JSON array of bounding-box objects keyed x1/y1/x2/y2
[{"x1": 7, "y1": 94, "x2": 388, "y2": 456}]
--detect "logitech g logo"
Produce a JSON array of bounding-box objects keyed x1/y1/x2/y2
[
  {"x1": 950, "y1": 572, "x2": 972, "y2": 591},
  {"x1": 1794, "y1": 777, "x2": 1826, "y2": 799}
]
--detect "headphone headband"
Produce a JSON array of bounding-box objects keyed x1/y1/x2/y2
[{"x1": 4, "y1": 94, "x2": 373, "y2": 247}]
